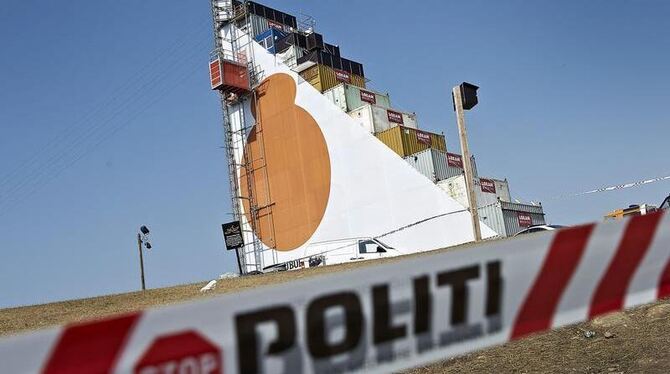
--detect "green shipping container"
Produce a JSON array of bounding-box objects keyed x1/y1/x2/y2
[
  {"x1": 322, "y1": 83, "x2": 391, "y2": 112},
  {"x1": 375, "y1": 126, "x2": 446, "y2": 157}
]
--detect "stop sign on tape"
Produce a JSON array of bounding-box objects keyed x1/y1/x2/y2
[{"x1": 134, "y1": 331, "x2": 222, "y2": 374}]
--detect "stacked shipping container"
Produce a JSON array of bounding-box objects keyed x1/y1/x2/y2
[
  {"x1": 437, "y1": 175, "x2": 511, "y2": 208},
  {"x1": 236, "y1": 0, "x2": 368, "y2": 94},
  {"x1": 232, "y1": 1, "x2": 297, "y2": 37},
  {"x1": 243, "y1": 0, "x2": 550, "y2": 239},
  {"x1": 403, "y1": 149, "x2": 478, "y2": 182},
  {"x1": 478, "y1": 201, "x2": 546, "y2": 237},
  {"x1": 434, "y1": 174, "x2": 547, "y2": 238},
  {"x1": 349, "y1": 104, "x2": 417, "y2": 133},
  {"x1": 322, "y1": 83, "x2": 391, "y2": 112},
  {"x1": 254, "y1": 28, "x2": 288, "y2": 54},
  {"x1": 299, "y1": 64, "x2": 365, "y2": 93},
  {"x1": 297, "y1": 49, "x2": 364, "y2": 77},
  {"x1": 375, "y1": 126, "x2": 446, "y2": 157}
]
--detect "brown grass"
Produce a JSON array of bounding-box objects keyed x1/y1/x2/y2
[{"x1": 0, "y1": 254, "x2": 418, "y2": 337}]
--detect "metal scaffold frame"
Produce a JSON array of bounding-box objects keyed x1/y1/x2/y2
[{"x1": 210, "y1": 0, "x2": 277, "y2": 273}]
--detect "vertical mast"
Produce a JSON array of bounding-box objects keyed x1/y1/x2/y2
[{"x1": 210, "y1": 1, "x2": 275, "y2": 273}]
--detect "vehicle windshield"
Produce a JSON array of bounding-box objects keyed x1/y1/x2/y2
[
  {"x1": 660, "y1": 195, "x2": 670, "y2": 210},
  {"x1": 374, "y1": 239, "x2": 394, "y2": 250}
]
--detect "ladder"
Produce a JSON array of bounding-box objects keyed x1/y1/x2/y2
[{"x1": 210, "y1": 0, "x2": 277, "y2": 273}]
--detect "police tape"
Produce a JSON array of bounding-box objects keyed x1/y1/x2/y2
[{"x1": 2, "y1": 211, "x2": 669, "y2": 373}]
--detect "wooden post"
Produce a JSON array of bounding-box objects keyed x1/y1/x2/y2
[
  {"x1": 452, "y1": 86, "x2": 482, "y2": 242},
  {"x1": 138, "y1": 233, "x2": 146, "y2": 290}
]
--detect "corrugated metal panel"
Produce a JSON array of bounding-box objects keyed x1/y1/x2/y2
[
  {"x1": 322, "y1": 83, "x2": 391, "y2": 112},
  {"x1": 500, "y1": 201, "x2": 544, "y2": 214},
  {"x1": 249, "y1": 14, "x2": 270, "y2": 39},
  {"x1": 276, "y1": 45, "x2": 305, "y2": 69},
  {"x1": 477, "y1": 201, "x2": 547, "y2": 238},
  {"x1": 299, "y1": 64, "x2": 320, "y2": 89},
  {"x1": 447, "y1": 154, "x2": 476, "y2": 179},
  {"x1": 298, "y1": 64, "x2": 365, "y2": 93},
  {"x1": 347, "y1": 105, "x2": 374, "y2": 132},
  {"x1": 403, "y1": 149, "x2": 453, "y2": 182},
  {"x1": 296, "y1": 49, "x2": 365, "y2": 78},
  {"x1": 221, "y1": 61, "x2": 250, "y2": 91},
  {"x1": 477, "y1": 177, "x2": 511, "y2": 206},
  {"x1": 322, "y1": 84, "x2": 344, "y2": 110},
  {"x1": 245, "y1": 1, "x2": 297, "y2": 29},
  {"x1": 400, "y1": 112, "x2": 418, "y2": 129},
  {"x1": 413, "y1": 128, "x2": 445, "y2": 156},
  {"x1": 317, "y1": 64, "x2": 339, "y2": 93},
  {"x1": 477, "y1": 203, "x2": 506, "y2": 238},
  {"x1": 375, "y1": 126, "x2": 446, "y2": 157},
  {"x1": 375, "y1": 125, "x2": 404, "y2": 155},
  {"x1": 437, "y1": 176, "x2": 469, "y2": 207},
  {"x1": 346, "y1": 86, "x2": 391, "y2": 110},
  {"x1": 334, "y1": 66, "x2": 366, "y2": 90},
  {"x1": 470, "y1": 155, "x2": 479, "y2": 178},
  {"x1": 490, "y1": 202, "x2": 547, "y2": 237},
  {"x1": 404, "y1": 148, "x2": 439, "y2": 182},
  {"x1": 437, "y1": 175, "x2": 510, "y2": 208},
  {"x1": 348, "y1": 104, "x2": 417, "y2": 133},
  {"x1": 478, "y1": 182, "x2": 503, "y2": 206},
  {"x1": 493, "y1": 179, "x2": 511, "y2": 202}
]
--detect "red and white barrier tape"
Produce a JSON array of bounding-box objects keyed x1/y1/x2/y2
[
  {"x1": 553, "y1": 174, "x2": 670, "y2": 199},
  {"x1": 1, "y1": 211, "x2": 669, "y2": 374}
]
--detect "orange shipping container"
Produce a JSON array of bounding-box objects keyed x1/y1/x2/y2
[{"x1": 210, "y1": 59, "x2": 250, "y2": 93}]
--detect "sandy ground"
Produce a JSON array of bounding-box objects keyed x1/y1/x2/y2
[
  {"x1": 2, "y1": 247, "x2": 670, "y2": 373},
  {"x1": 410, "y1": 301, "x2": 670, "y2": 373}
]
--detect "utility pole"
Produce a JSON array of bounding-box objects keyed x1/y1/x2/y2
[
  {"x1": 137, "y1": 225, "x2": 151, "y2": 291},
  {"x1": 452, "y1": 83, "x2": 482, "y2": 242},
  {"x1": 137, "y1": 233, "x2": 146, "y2": 291}
]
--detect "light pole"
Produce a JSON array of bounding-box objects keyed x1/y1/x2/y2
[
  {"x1": 137, "y1": 225, "x2": 152, "y2": 290},
  {"x1": 452, "y1": 82, "x2": 482, "y2": 242}
]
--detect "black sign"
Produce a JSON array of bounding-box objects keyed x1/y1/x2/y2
[
  {"x1": 222, "y1": 221, "x2": 244, "y2": 251},
  {"x1": 459, "y1": 82, "x2": 479, "y2": 110}
]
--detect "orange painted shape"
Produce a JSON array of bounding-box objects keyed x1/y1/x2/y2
[{"x1": 239, "y1": 73, "x2": 331, "y2": 251}]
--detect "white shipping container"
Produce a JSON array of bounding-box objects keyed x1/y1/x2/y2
[
  {"x1": 276, "y1": 45, "x2": 305, "y2": 69},
  {"x1": 322, "y1": 83, "x2": 392, "y2": 112},
  {"x1": 348, "y1": 103, "x2": 418, "y2": 134},
  {"x1": 437, "y1": 175, "x2": 511, "y2": 209},
  {"x1": 478, "y1": 201, "x2": 546, "y2": 237},
  {"x1": 404, "y1": 149, "x2": 477, "y2": 182}
]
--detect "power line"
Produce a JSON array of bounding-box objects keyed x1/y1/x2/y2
[
  {"x1": 0, "y1": 19, "x2": 210, "y2": 192},
  {"x1": 0, "y1": 31, "x2": 211, "y2": 216},
  {"x1": 0, "y1": 55, "x2": 206, "y2": 217},
  {"x1": 549, "y1": 173, "x2": 670, "y2": 200}
]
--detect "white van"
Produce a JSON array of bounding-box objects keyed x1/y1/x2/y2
[{"x1": 262, "y1": 237, "x2": 401, "y2": 273}]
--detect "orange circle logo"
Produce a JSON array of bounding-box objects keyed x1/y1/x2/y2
[{"x1": 239, "y1": 73, "x2": 331, "y2": 251}]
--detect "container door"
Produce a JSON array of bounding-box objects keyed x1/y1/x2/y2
[{"x1": 333, "y1": 84, "x2": 347, "y2": 112}]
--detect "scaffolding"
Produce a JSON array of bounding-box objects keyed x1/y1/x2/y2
[{"x1": 210, "y1": 0, "x2": 277, "y2": 273}]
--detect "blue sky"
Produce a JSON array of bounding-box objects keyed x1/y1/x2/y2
[{"x1": 0, "y1": 1, "x2": 668, "y2": 308}]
